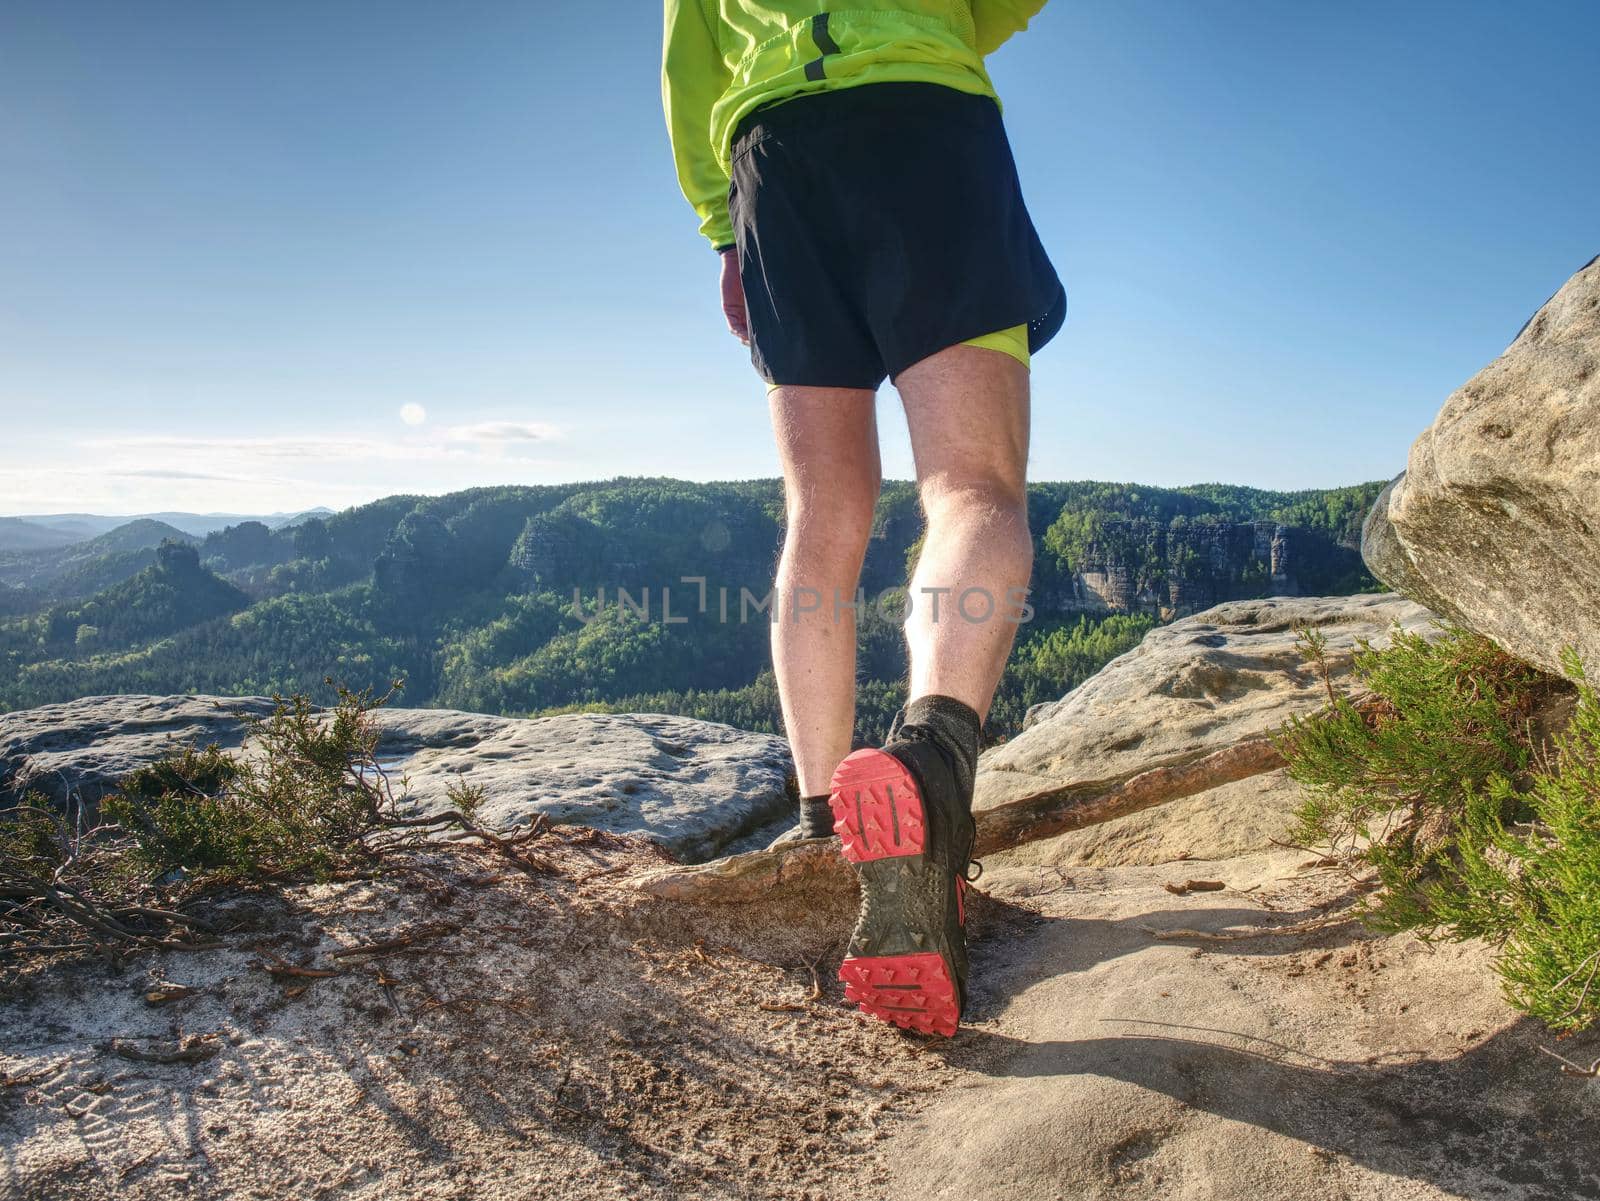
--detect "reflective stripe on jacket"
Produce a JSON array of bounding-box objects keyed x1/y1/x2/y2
[{"x1": 662, "y1": 1, "x2": 1047, "y2": 249}]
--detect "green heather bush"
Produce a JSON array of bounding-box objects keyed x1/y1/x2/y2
[
  {"x1": 105, "y1": 684, "x2": 398, "y2": 884},
  {"x1": 3, "y1": 682, "x2": 527, "y2": 960},
  {"x1": 1276, "y1": 627, "x2": 1600, "y2": 1032},
  {"x1": 0, "y1": 792, "x2": 148, "y2": 947},
  {"x1": 1437, "y1": 654, "x2": 1600, "y2": 1032},
  {"x1": 0, "y1": 797, "x2": 66, "y2": 872},
  {"x1": 1277, "y1": 626, "x2": 1551, "y2": 932}
]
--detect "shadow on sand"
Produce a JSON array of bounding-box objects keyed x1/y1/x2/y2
[{"x1": 945, "y1": 894, "x2": 1600, "y2": 1201}]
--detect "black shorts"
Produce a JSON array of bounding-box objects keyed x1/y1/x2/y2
[{"x1": 728, "y1": 81, "x2": 1066, "y2": 390}]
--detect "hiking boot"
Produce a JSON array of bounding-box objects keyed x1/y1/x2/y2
[{"x1": 828, "y1": 698, "x2": 980, "y2": 1037}]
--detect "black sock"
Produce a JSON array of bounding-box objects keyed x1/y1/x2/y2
[
  {"x1": 797, "y1": 793, "x2": 834, "y2": 838},
  {"x1": 891, "y1": 694, "x2": 982, "y2": 803}
]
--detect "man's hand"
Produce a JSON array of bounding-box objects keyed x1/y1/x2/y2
[{"x1": 719, "y1": 247, "x2": 749, "y2": 345}]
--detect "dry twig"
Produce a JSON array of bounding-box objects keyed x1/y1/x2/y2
[
  {"x1": 255, "y1": 954, "x2": 342, "y2": 979},
  {"x1": 1536, "y1": 1045, "x2": 1600, "y2": 1077},
  {"x1": 1164, "y1": 879, "x2": 1227, "y2": 896},
  {"x1": 108, "y1": 1034, "x2": 220, "y2": 1064},
  {"x1": 1141, "y1": 914, "x2": 1358, "y2": 942}
]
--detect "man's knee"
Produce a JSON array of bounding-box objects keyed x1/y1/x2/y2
[
  {"x1": 784, "y1": 483, "x2": 880, "y2": 558},
  {"x1": 919, "y1": 473, "x2": 1029, "y2": 529}
]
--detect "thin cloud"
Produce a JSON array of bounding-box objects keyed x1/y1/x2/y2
[
  {"x1": 110, "y1": 468, "x2": 243, "y2": 481},
  {"x1": 89, "y1": 430, "x2": 562, "y2": 463},
  {"x1": 27, "y1": 426, "x2": 571, "y2": 513},
  {"x1": 446, "y1": 421, "x2": 560, "y2": 443},
  {"x1": 89, "y1": 435, "x2": 415, "y2": 462},
  {"x1": 87, "y1": 435, "x2": 476, "y2": 464}
]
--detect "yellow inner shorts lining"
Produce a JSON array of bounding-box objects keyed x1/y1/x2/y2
[{"x1": 960, "y1": 323, "x2": 1029, "y2": 368}]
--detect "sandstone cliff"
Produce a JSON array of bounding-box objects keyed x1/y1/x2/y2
[{"x1": 1036, "y1": 518, "x2": 1365, "y2": 618}]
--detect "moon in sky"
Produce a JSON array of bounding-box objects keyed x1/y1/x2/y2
[{"x1": 399, "y1": 403, "x2": 427, "y2": 426}]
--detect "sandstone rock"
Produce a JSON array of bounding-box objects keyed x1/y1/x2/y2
[
  {"x1": 1359, "y1": 474, "x2": 1458, "y2": 619},
  {"x1": 0, "y1": 693, "x2": 278, "y2": 811},
  {"x1": 0, "y1": 696, "x2": 793, "y2": 861},
  {"x1": 382, "y1": 708, "x2": 793, "y2": 862},
  {"x1": 981, "y1": 593, "x2": 1433, "y2": 817},
  {"x1": 1362, "y1": 255, "x2": 1600, "y2": 677},
  {"x1": 971, "y1": 594, "x2": 1438, "y2": 861},
  {"x1": 995, "y1": 767, "x2": 1305, "y2": 869}
]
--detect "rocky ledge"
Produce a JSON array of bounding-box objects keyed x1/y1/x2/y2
[{"x1": 0, "y1": 699, "x2": 793, "y2": 863}]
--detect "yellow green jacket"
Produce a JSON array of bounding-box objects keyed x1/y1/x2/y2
[{"x1": 662, "y1": 1, "x2": 1048, "y2": 250}]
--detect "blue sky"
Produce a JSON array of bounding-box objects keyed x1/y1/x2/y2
[{"x1": 1, "y1": 1, "x2": 1594, "y2": 515}]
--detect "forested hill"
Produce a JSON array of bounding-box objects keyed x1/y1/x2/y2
[
  {"x1": 0, "y1": 519, "x2": 194, "y2": 600},
  {"x1": 0, "y1": 477, "x2": 1384, "y2": 738}
]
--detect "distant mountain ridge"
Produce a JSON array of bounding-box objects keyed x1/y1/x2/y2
[
  {"x1": 0, "y1": 507, "x2": 333, "y2": 551},
  {"x1": 0, "y1": 518, "x2": 85, "y2": 553},
  {"x1": 0, "y1": 520, "x2": 196, "y2": 597}
]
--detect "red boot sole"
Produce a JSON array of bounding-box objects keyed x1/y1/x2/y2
[
  {"x1": 838, "y1": 952, "x2": 960, "y2": 1037},
  {"x1": 831, "y1": 750, "x2": 960, "y2": 1036},
  {"x1": 827, "y1": 748, "x2": 926, "y2": 863}
]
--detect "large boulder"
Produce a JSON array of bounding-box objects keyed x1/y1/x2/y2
[
  {"x1": 977, "y1": 594, "x2": 1435, "y2": 862},
  {"x1": 1362, "y1": 255, "x2": 1600, "y2": 677},
  {"x1": 0, "y1": 696, "x2": 793, "y2": 861}
]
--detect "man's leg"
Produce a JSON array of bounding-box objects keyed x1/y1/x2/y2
[
  {"x1": 767, "y1": 385, "x2": 881, "y2": 800},
  {"x1": 826, "y1": 343, "x2": 1029, "y2": 1037},
  {"x1": 896, "y1": 343, "x2": 1033, "y2": 721}
]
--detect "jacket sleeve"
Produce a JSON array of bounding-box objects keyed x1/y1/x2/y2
[
  {"x1": 971, "y1": 0, "x2": 1048, "y2": 55},
  {"x1": 662, "y1": 0, "x2": 736, "y2": 252}
]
